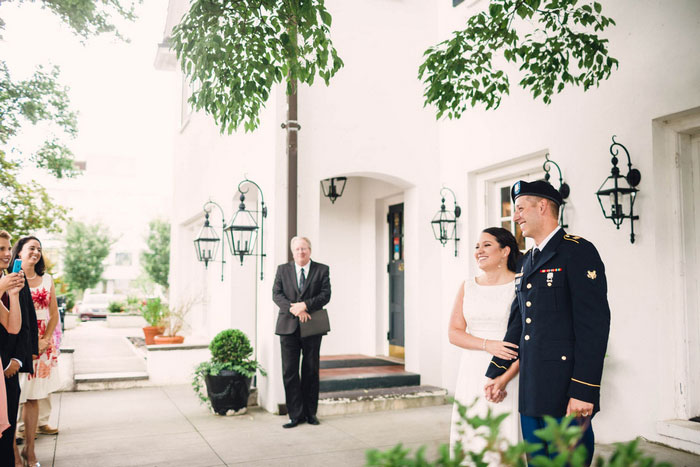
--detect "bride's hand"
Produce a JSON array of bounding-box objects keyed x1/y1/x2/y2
[
  {"x1": 484, "y1": 378, "x2": 508, "y2": 403},
  {"x1": 484, "y1": 339, "x2": 518, "y2": 360}
]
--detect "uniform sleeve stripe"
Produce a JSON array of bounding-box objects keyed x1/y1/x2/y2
[
  {"x1": 490, "y1": 361, "x2": 507, "y2": 370},
  {"x1": 571, "y1": 377, "x2": 600, "y2": 388}
]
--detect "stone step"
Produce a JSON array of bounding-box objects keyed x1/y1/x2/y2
[
  {"x1": 73, "y1": 372, "x2": 150, "y2": 391},
  {"x1": 320, "y1": 355, "x2": 401, "y2": 369},
  {"x1": 318, "y1": 385, "x2": 448, "y2": 416},
  {"x1": 319, "y1": 365, "x2": 420, "y2": 392}
]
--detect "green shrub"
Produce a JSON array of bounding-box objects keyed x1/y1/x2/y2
[
  {"x1": 107, "y1": 301, "x2": 125, "y2": 314},
  {"x1": 141, "y1": 297, "x2": 166, "y2": 327},
  {"x1": 192, "y1": 329, "x2": 265, "y2": 407}
]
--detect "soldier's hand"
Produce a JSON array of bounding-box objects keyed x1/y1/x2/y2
[
  {"x1": 484, "y1": 340, "x2": 519, "y2": 360},
  {"x1": 566, "y1": 397, "x2": 594, "y2": 417}
]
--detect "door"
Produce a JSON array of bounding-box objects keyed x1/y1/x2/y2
[{"x1": 387, "y1": 203, "x2": 405, "y2": 358}]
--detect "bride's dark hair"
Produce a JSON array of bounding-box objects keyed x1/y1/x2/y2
[{"x1": 481, "y1": 227, "x2": 522, "y2": 272}]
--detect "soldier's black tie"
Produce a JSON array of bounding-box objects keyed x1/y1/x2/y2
[
  {"x1": 299, "y1": 268, "x2": 306, "y2": 291},
  {"x1": 532, "y1": 248, "x2": 540, "y2": 267}
]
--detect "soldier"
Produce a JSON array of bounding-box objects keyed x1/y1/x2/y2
[{"x1": 485, "y1": 180, "x2": 610, "y2": 465}]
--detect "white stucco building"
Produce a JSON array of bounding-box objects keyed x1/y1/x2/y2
[{"x1": 158, "y1": 0, "x2": 700, "y2": 454}]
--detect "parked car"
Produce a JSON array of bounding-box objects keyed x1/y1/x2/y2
[{"x1": 76, "y1": 294, "x2": 124, "y2": 321}]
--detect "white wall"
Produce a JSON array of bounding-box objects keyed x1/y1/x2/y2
[{"x1": 164, "y1": 0, "x2": 700, "y2": 449}]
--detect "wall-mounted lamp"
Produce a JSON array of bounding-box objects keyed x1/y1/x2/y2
[
  {"x1": 542, "y1": 154, "x2": 571, "y2": 228},
  {"x1": 223, "y1": 178, "x2": 267, "y2": 280},
  {"x1": 194, "y1": 201, "x2": 226, "y2": 281},
  {"x1": 431, "y1": 186, "x2": 461, "y2": 257},
  {"x1": 194, "y1": 178, "x2": 267, "y2": 281},
  {"x1": 320, "y1": 177, "x2": 347, "y2": 204},
  {"x1": 595, "y1": 136, "x2": 641, "y2": 243}
]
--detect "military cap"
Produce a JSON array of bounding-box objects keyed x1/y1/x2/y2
[{"x1": 511, "y1": 180, "x2": 563, "y2": 206}]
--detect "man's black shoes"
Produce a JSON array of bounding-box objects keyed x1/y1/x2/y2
[
  {"x1": 282, "y1": 416, "x2": 320, "y2": 428},
  {"x1": 283, "y1": 418, "x2": 306, "y2": 429}
]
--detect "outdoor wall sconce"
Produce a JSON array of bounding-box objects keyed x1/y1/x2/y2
[
  {"x1": 194, "y1": 201, "x2": 226, "y2": 281},
  {"x1": 595, "y1": 136, "x2": 641, "y2": 244},
  {"x1": 223, "y1": 178, "x2": 267, "y2": 280},
  {"x1": 320, "y1": 177, "x2": 347, "y2": 204},
  {"x1": 194, "y1": 178, "x2": 267, "y2": 281},
  {"x1": 431, "y1": 186, "x2": 461, "y2": 257},
  {"x1": 542, "y1": 154, "x2": 571, "y2": 228}
]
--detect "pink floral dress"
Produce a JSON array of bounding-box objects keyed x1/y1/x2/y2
[{"x1": 19, "y1": 274, "x2": 61, "y2": 402}]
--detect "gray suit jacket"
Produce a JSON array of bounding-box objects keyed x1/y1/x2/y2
[{"x1": 273, "y1": 260, "x2": 331, "y2": 335}]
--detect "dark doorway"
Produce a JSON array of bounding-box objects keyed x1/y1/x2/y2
[{"x1": 387, "y1": 203, "x2": 405, "y2": 358}]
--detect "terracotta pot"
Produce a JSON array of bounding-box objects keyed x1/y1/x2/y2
[
  {"x1": 142, "y1": 326, "x2": 165, "y2": 345},
  {"x1": 153, "y1": 335, "x2": 185, "y2": 345}
]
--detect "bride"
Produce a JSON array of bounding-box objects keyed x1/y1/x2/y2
[{"x1": 448, "y1": 227, "x2": 522, "y2": 455}]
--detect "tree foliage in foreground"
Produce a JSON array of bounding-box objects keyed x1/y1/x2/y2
[
  {"x1": 419, "y1": 0, "x2": 618, "y2": 119},
  {"x1": 171, "y1": 0, "x2": 344, "y2": 133},
  {"x1": 63, "y1": 221, "x2": 113, "y2": 296},
  {"x1": 366, "y1": 398, "x2": 671, "y2": 467}
]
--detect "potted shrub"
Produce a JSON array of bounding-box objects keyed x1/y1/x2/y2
[
  {"x1": 141, "y1": 297, "x2": 166, "y2": 345},
  {"x1": 153, "y1": 297, "x2": 195, "y2": 345},
  {"x1": 192, "y1": 329, "x2": 266, "y2": 415}
]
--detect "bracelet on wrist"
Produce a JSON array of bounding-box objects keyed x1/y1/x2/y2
[{"x1": 482, "y1": 338, "x2": 487, "y2": 350}]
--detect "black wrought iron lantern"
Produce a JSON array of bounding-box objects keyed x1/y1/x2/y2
[
  {"x1": 431, "y1": 187, "x2": 461, "y2": 257},
  {"x1": 223, "y1": 178, "x2": 267, "y2": 279},
  {"x1": 320, "y1": 177, "x2": 347, "y2": 203},
  {"x1": 595, "y1": 136, "x2": 641, "y2": 243},
  {"x1": 542, "y1": 154, "x2": 571, "y2": 228},
  {"x1": 194, "y1": 201, "x2": 226, "y2": 280}
]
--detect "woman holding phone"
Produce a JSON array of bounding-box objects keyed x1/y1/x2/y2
[{"x1": 10, "y1": 236, "x2": 60, "y2": 467}]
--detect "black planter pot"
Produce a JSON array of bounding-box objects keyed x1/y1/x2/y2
[{"x1": 204, "y1": 370, "x2": 252, "y2": 415}]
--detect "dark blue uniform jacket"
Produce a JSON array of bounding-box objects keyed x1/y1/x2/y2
[{"x1": 486, "y1": 229, "x2": 610, "y2": 417}]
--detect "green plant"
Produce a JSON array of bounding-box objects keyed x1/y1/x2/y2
[
  {"x1": 366, "y1": 398, "x2": 671, "y2": 467},
  {"x1": 140, "y1": 219, "x2": 170, "y2": 292},
  {"x1": 418, "y1": 0, "x2": 618, "y2": 118},
  {"x1": 107, "y1": 301, "x2": 125, "y2": 314},
  {"x1": 125, "y1": 296, "x2": 141, "y2": 313},
  {"x1": 192, "y1": 329, "x2": 266, "y2": 406},
  {"x1": 140, "y1": 297, "x2": 166, "y2": 327}
]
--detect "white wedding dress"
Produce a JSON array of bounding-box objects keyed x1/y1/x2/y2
[{"x1": 450, "y1": 277, "x2": 520, "y2": 458}]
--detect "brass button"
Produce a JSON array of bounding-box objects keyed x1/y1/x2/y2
[
  {"x1": 524, "y1": 335, "x2": 530, "y2": 341},
  {"x1": 547, "y1": 283, "x2": 552, "y2": 287},
  {"x1": 561, "y1": 355, "x2": 567, "y2": 361},
  {"x1": 527, "y1": 283, "x2": 532, "y2": 289},
  {"x1": 526, "y1": 301, "x2": 532, "y2": 307},
  {"x1": 526, "y1": 317, "x2": 532, "y2": 324}
]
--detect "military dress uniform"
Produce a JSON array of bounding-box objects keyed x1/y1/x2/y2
[{"x1": 486, "y1": 181, "x2": 611, "y2": 465}]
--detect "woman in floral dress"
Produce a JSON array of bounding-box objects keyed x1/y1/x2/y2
[{"x1": 11, "y1": 236, "x2": 60, "y2": 467}]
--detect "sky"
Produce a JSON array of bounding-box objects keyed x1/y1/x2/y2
[{"x1": 0, "y1": 0, "x2": 179, "y2": 285}]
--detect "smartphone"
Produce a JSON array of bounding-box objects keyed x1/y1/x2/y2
[{"x1": 11, "y1": 259, "x2": 22, "y2": 273}]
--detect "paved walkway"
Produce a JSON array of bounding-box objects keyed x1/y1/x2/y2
[
  {"x1": 62, "y1": 321, "x2": 146, "y2": 374},
  {"x1": 27, "y1": 386, "x2": 700, "y2": 467}
]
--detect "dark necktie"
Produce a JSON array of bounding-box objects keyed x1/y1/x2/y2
[
  {"x1": 532, "y1": 248, "x2": 541, "y2": 267},
  {"x1": 299, "y1": 268, "x2": 306, "y2": 291}
]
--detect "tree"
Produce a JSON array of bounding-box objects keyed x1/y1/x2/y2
[
  {"x1": 170, "y1": 0, "x2": 344, "y2": 133},
  {"x1": 0, "y1": 1, "x2": 138, "y2": 234},
  {"x1": 418, "y1": 0, "x2": 618, "y2": 119},
  {"x1": 140, "y1": 218, "x2": 170, "y2": 293},
  {"x1": 63, "y1": 221, "x2": 112, "y2": 297}
]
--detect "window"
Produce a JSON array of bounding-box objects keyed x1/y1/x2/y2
[
  {"x1": 469, "y1": 150, "x2": 547, "y2": 256},
  {"x1": 115, "y1": 252, "x2": 132, "y2": 266}
]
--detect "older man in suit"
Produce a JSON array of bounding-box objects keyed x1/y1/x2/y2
[{"x1": 273, "y1": 236, "x2": 331, "y2": 428}]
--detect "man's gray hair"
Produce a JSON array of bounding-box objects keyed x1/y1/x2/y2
[{"x1": 290, "y1": 236, "x2": 312, "y2": 250}]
